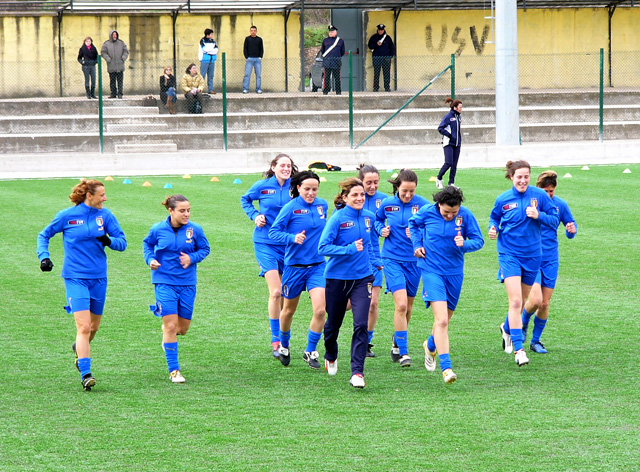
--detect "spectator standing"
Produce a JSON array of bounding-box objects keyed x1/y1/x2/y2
[
  {"x1": 77, "y1": 36, "x2": 98, "y2": 99},
  {"x1": 101, "y1": 30, "x2": 129, "y2": 99},
  {"x1": 199, "y1": 28, "x2": 218, "y2": 94},
  {"x1": 243, "y1": 26, "x2": 264, "y2": 94},
  {"x1": 367, "y1": 24, "x2": 395, "y2": 92},
  {"x1": 320, "y1": 25, "x2": 345, "y2": 95}
]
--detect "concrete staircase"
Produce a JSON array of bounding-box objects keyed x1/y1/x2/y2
[{"x1": 1, "y1": 90, "x2": 639, "y2": 153}]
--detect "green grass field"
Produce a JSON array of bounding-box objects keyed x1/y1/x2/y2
[{"x1": 1, "y1": 165, "x2": 639, "y2": 471}]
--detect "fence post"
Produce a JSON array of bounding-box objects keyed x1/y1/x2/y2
[
  {"x1": 222, "y1": 52, "x2": 228, "y2": 151},
  {"x1": 599, "y1": 48, "x2": 604, "y2": 142},
  {"x1": 98, "y1": 55, "x2": 104, "y2": 154},
  {"x1": 450, "y1": 53, "x2": 455, "y2": 99},
  {"x1": 349, "y1": 51, "x2": 353, "y2": 149}
]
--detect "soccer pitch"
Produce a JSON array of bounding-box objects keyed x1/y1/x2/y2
[{"x1": 1, "y1": 165, "x2": 639, "y2": 471}]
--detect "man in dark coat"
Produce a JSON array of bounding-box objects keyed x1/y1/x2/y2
[{"x1": 368, "y1": 24, "x2": 395, "y2": 92}]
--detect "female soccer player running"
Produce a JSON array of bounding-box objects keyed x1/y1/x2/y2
[
  {"x1": 375, "y1": 169, "x2": 429, "y2": 367},
  {"x1": 143, "y1": 195, "x2": 210, "y2": 383},
  {"x1": 357, "y1": 164, "x2": 388, "y2": 357},
  {"x1": 489, "y1": 161, "x2": 558, "y2": 367},
  {"x1": 319, "y1": 178, "x2": 382, "y2": 388},
  {"x1": 408, "y1": 186, "x2": 483, "y2": 383},
  {"x1": 521, "y1": 171, "x2": 577, "y2": 353},
  {"x1": 241, "y1": 154, "x2": 297, "y2": 357},
  {"x1": 269, "y1": 171, "x2": 328, "y2": 369},
  {"x1": 37, "y1": 179, "x2": 127, "y2": 391}
]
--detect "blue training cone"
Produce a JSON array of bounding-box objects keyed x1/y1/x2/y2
[
  {"x1": 164, "y1": 183, "x2": 173, "y2": 189},
  {"x1": 233, "y1": 178, "x2": 242, "y2": 184},
  {"x1": 122, "y1": 178, "x2": 132, "y2": 184}
]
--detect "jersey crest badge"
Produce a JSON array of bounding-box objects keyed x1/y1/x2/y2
[
  {"x1": 530, "y1": 198, "x2": 538, "y2": 208},
  {"x1": 186, "y1": 228, "x2": 193, "y2": 239},
  {"x1": 455, "y1": 216, "x2": 463, "y2": 226},
  {"x1": 375, "y1": 199, "x2": 382, "y2": 208},
  {"x1": 364, "y1": 217, "x2": 371, "y2": 228},
  {"x1": 412, "y1": 205, "x2": 420, "y2": 214},
  {"x1": 317, "y1": 206, "x2": 324, "y2": 216},
  {"x1": 96, "y1": 216, "x2": 103, "y2": 227}
]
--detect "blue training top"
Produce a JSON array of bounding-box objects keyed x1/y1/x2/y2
[
  {"x1": 376, "y1": 193, "x2": 429, "y2": 262},
  {"x1": 142, "y1": 216, "x2": 210, "y2": 285},
  {"x1": 409, "y1": 203, "x2": 484, "y2": 275},
  {"x1": 269, "y1": 195, "x2": 328, "y2": 266},
  {"x1": 240, "y1": 176, "x2": 291, "y2": 245},
  {"x1": 489, "y1": 185, "x2": 559, "y2": 258},
  {"x1": 542, "y1": 195, "x2": 577, "y2": 262},
  {"x1": 318, "y1": 205, "x2": 382, "y2": 280},
  {"x1": 363, "y1": 190, "x2": 387, "y2": 255},
  {"x1": 37, "y1": 202, "x2": 127, "y2": 279}
]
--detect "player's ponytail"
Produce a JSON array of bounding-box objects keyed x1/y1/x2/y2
[{"x1": 69, "y1": 179, "x2": 104, "y2": 205}]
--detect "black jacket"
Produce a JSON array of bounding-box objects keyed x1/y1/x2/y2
[
  {"x1": 77, "y1": 43, "x2": 98, "y2": 66},
  {"x1": 159, "y1": 74, "x2": 177, "y2": 104}
]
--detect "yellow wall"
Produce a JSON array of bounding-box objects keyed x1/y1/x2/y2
[{"x1": 0, "y1": 12, "x2": 301, "y2": 96}]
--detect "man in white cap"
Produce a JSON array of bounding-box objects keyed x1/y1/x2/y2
[
  {"x1": 320, "y1": 25, "x2": 345, "y2": 95},
  {"x1": 367, "y1": 24, "x2": 395, "y2": 92}
]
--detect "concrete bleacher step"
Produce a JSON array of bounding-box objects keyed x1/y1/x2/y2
[
  {"x1": 106, "y1": 123, "x2": 169, "y2": 133},
  {"x1": 115, "y1": 140, "x2": 177, "y2": 153},
  {"x1": 103, "y1": 106, "x2": 159, "y2": 116}
]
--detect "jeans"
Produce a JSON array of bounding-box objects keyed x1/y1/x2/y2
[
  {"x1": 82, "y1": 64, "x2": 96, "y2": 89},
  {"x1": 109, "y1": 71, "x2": 123, "y2": 97},
  {"x1": 166, "y1": 87, "x2": 177, "y2": 103},
  {"x1": 200, "y1": 60, "x2": 216, "y2": 93},
  {"x1": 243, "y1": 57, "x2": 262, "y2": 92}
]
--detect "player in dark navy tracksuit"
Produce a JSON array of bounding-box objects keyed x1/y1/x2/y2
[
  {"x1": 319, "y1": 178, "x2": 383, "y2": 388},
  {"x1": 489, "y1": 161, "x2": 559, "y2": 367},
  {"x1": 320, "y1": 25, "x2": 345, "y2": 95},
  {"x1": 436, "y1": 98, "x2": 463, "y2": 189},
  {"x1": 241, "y1": 154, "x2": 297, "y2": 357},
  {"x1": 375, "y1": 169, "x2": 429, "y2": 367},
  {"x1": 521, "y1": 170, "x2": 577, "y2": 354},
  {"x1": 37, "y1": 179, "x2": 127, "y2": 391},
  {"x1": 269, "y1": 171, "x2": 328, "y2": 369},
  {"x1": 357, "y1": 164, "x2": 388, "y2": 357},
  {"x1": 368, "y1": 24, "x2": 395, "y2": 92},
  {"x1": 409, "y1": 186, "x2": 483, "y2": 384},
  {"x1": 143, "y1": 195, "x2": 210, "y2": 384}
]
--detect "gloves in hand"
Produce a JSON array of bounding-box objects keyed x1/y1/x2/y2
[
  {"x1": 96, "y1": 234, "x2": 111, "y2": 247},
  {"x1": 40, "y1": 258, "x2": 54, "y2": 272}
]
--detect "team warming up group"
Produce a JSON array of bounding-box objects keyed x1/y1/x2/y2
[{"x1": 37, "y1": 155, "x2": 576, "y2": 391}]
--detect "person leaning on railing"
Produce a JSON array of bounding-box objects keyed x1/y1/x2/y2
[{"x1": 181, "y1": 63, "x2": 205, "y2": 114}]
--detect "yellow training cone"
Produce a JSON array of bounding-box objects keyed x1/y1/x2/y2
[
  {"x1": 429, "y1": 176, "x2": 436, "y2": 182},
  {"x1": 105, "y1": 176, "x2": 114, "y2": 181},
  {"x1": 183, "y1": 174, "x2": 191, "y2": 179},
  {"x1": 143, "y1": 181, "x2": 152, "y2": 187},
  {"x1": 210, "y1": 176, "x2": 220, "y2": 182}
]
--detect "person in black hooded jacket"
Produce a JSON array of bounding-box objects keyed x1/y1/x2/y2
[{"x1": 78, "y1": 37, "x2": 98, "y2": 99}]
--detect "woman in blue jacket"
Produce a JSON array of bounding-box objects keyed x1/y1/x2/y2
[
  {"x1": 375, "y1": 169, "x2": 429, "y2": 367},
  {"x1": 408, "y1": 186, "x2": 483, "y2": 384},
  {"x1": 357, "y1": 164, "x2": 388, "y2": 357},
  {"x1": 269, "y1": 171, "x2": 328, "y2": 369},
  {"x1": 436, "y1": 98, "x2": 463, "y2": 190},
  {"x1": 241, "y1": 154, "x2": 297, "y2": 358},
  {"x1": 143, "y1": 195, "x2": 210, "y2": 384},
  {"x1": 37, "y1": 179, "x2": 127, "y2": 391},
  {"x1": 521, "y1": 170, "x2": 577, "y2": 354},
  {"x1": 489, "y1": 161, "x2": 559, "y2": 367},
  {"x1": 319, "y1": 178, "x2": 383, "y2": 388}
]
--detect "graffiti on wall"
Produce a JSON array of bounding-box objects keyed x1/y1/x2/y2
[{"x1": 425, "y1": 24, "x2": 491, "y2": 56}]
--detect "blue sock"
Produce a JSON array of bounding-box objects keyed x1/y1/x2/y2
[
  {"x1": 504, "y1": 314, "x2": 511, "y2": 334},
  {"x1": 395, "y1": 330, "x2": 408, "y2": 356},
  {"x1": 163, "y1": 342, "x2": 179, "y2": 372},
  {"x1": 439, "y1": 353, "x2": 452, "y2": 371},
  {"x1": 531, "y1": 316, "x2": 547, "y2": 344},
  {"x1": 368, "y1": 330, "x2": 374, "y2": 344},
  {"x1": 511, "y1": 328, "x2": 523, "y2": 351},
  {"x1": 269, "y1": 318, "x2": 280, "y2": 343},
  {"x1": 78, "y1": 357, "x2": 91, "y2": 378},
  {"x1": 305, "y1": 329, "x2": 322, "y2": 352},
  {"x1": 280, "y1": 329, "x2": 291, "y2": 349},
  {"x1": 427, "y1": 334, "x2": 436, "y2": 353},
  {"x1": 522, "y1": 308, "x2": 534, "y2": 328}
]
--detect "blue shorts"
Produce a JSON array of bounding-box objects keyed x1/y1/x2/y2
[
  {"x1": 282, "y1": 262, "x2": 326, "y2": 299},
  {"x1": 255, "y1": 242, "x2": 285, "y2": 277},
  {"x1": 64, "y1": 278, "x2": 108, "y2": 315},
  {"x1": 421, "y1": 272, "x2": 464, "y2": 311},
  {"x1": 372, "y1": 265, "x2": 383, "y2": 288},
  {"x1": 383, "y1": 258, "x2": 420, "y2": 298},
  {"x1": 150, "y1": 284, "x2": 197, "y2": 320},
  {"x1": 497, "y1": 254, "x2": 541, "y2": 286},
  {"x1": 535, "y1": 259, "x2": 559, "y2": 289}
]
